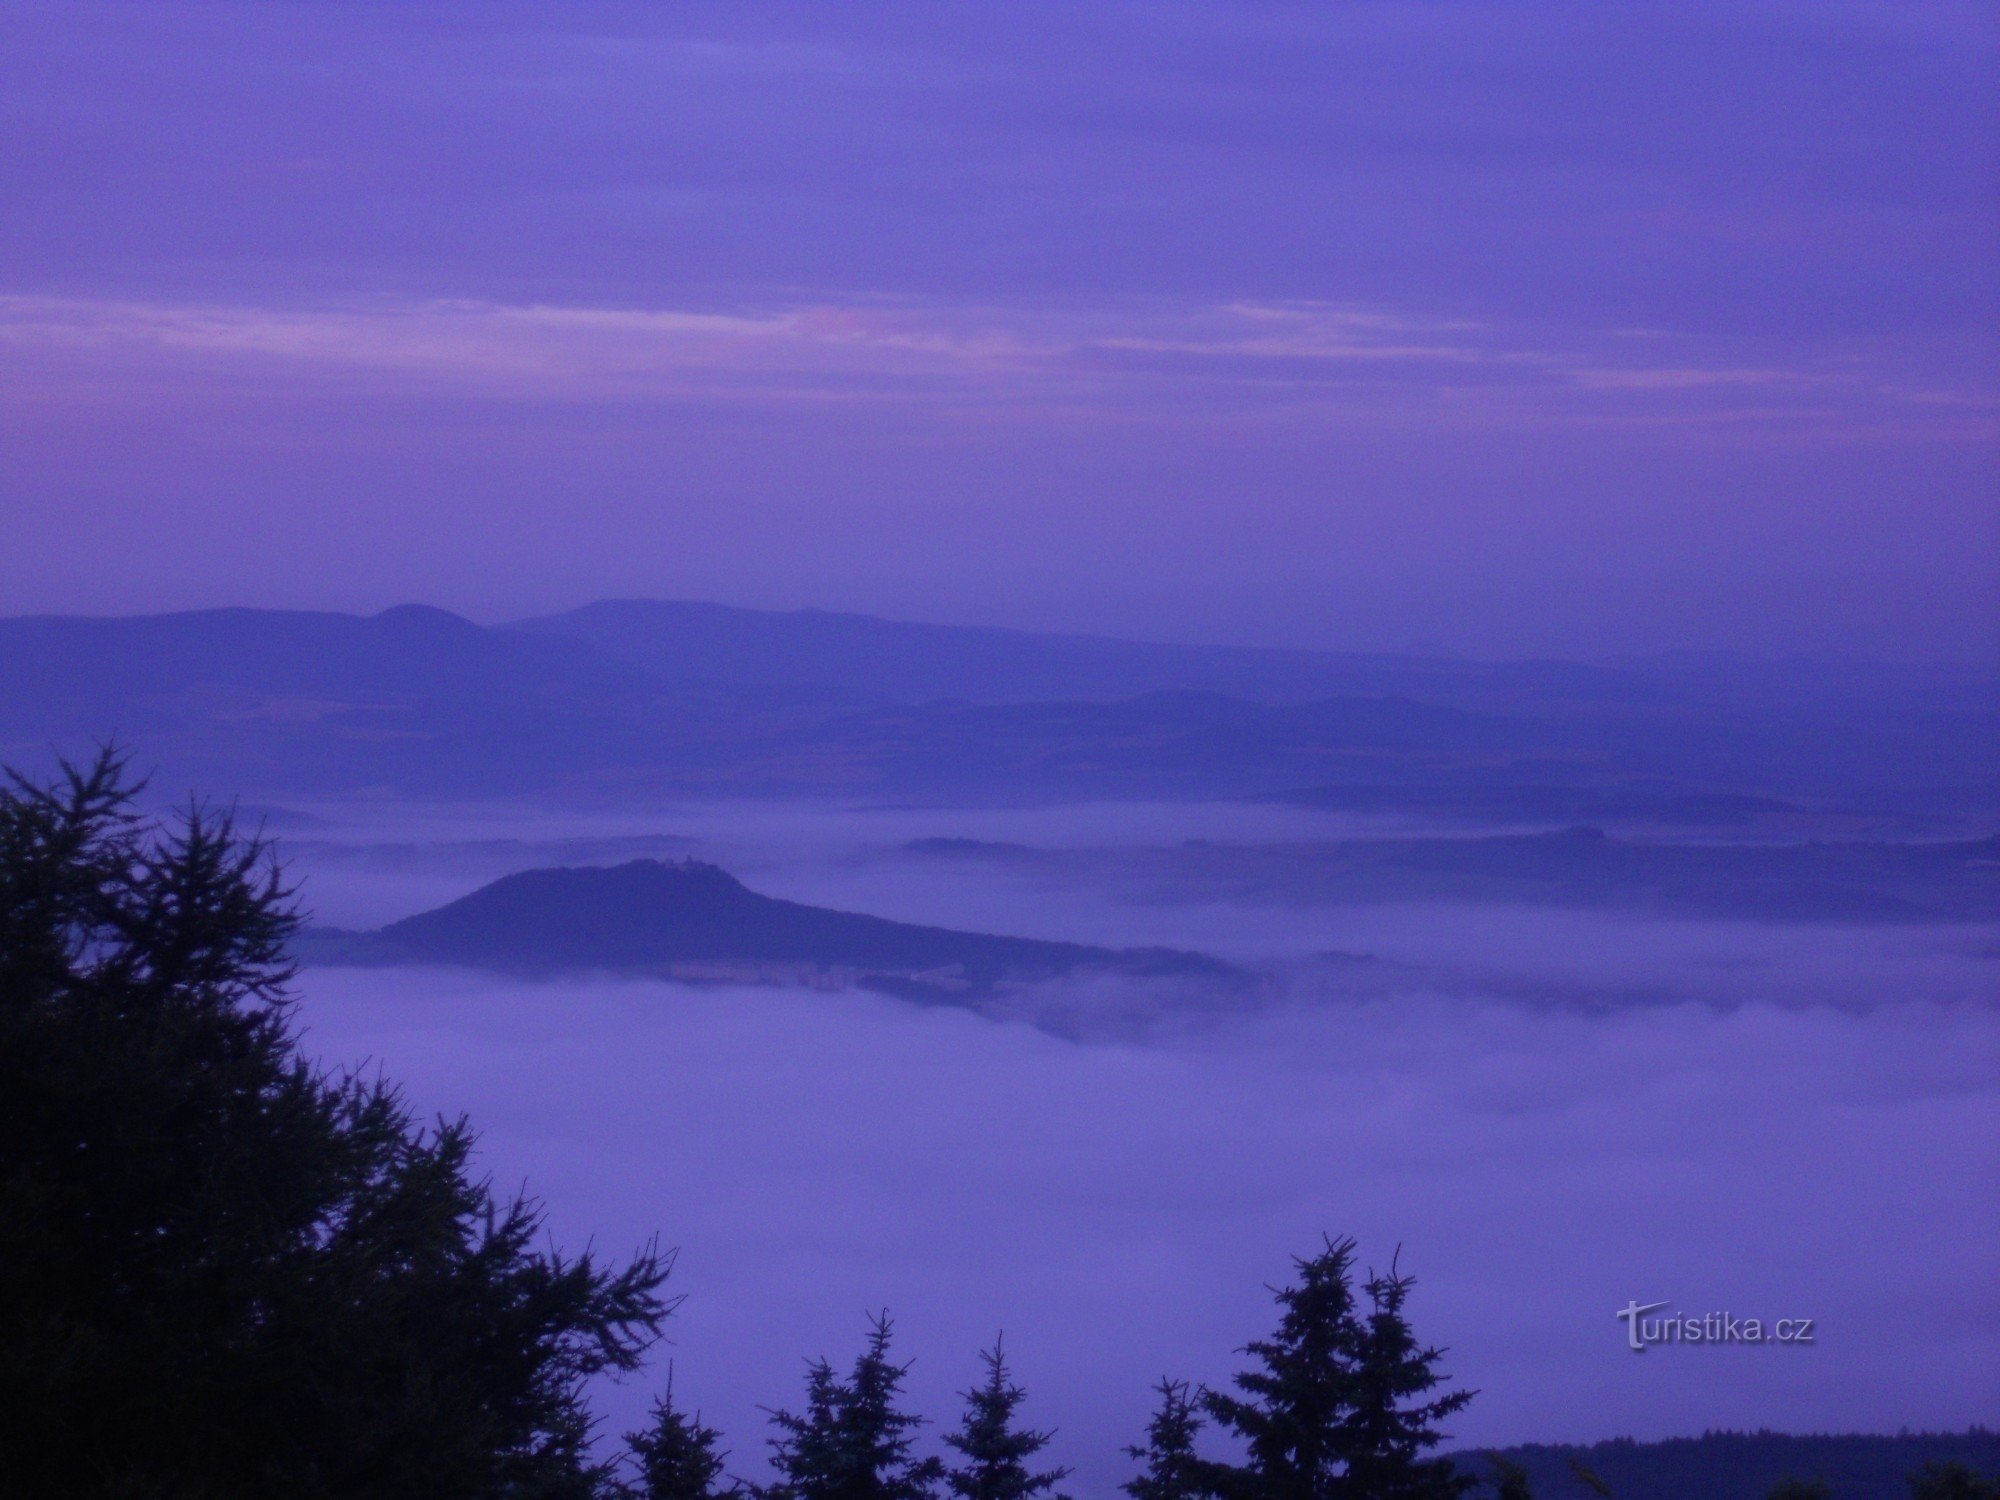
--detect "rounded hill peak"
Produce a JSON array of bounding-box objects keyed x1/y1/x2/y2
[{"x1": 371, "y1": 604, "x2": 479, "y2": 634}]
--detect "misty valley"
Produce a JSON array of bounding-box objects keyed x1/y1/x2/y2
[
  {"x1": 9, "y1": 8, "x2": 1997, "y2": 1496},
  {"x1": 4, "y1": 601, "x2": 1993, "y2": 1498}
]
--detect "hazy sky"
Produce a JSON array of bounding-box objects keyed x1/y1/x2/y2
[{"x1": 3, "y1": 2, "x2": 1995, "y2": 658}]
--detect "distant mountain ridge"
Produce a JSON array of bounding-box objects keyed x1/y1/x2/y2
[
  {"x1": 302, "y1": 858, "x2": 1233, "y2": 996},
  {"x1": 511, "y1": 597, "x2": 1996, "y2": 714},
  {"x1": 3, "y1": 599, "x2": 1994, "y2": 821},
  {"x1": 906, "y1": 826, "x2": 2000, "y2": 924},
  {"x1": 511, "y1": 597, "x2": 1569, "y2": 706},
  {"x1": 1456, "y1": 1428, "x2": 2000, "y2": 1500}
]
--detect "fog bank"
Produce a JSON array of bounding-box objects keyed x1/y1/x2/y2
[{"x1": 295, "y1": 969, "x2": 2000, "y2": 1496}]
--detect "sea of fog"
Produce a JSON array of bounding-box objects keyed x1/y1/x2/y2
[{"x1": 278, "y1": 799, "x2": 1999, "y2": 1495}]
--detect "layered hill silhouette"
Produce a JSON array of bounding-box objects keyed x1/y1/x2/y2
[
  {"x1": 4, "y1": 599, "x2": 1995, "y2": 822},
  {"x1": 909, "y1": 827, "x2": 2000, "y2": 924},
  {"x1": 303, "y1": 858, "x2": 1236, "y2": 997}
]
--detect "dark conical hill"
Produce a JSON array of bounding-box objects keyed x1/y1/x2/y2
[{"x1": 330, "y1": 858, "x2": 1229, "y2": 989}]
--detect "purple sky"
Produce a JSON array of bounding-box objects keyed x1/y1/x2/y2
[{"x1": 3, "y1": 2, "x2": 1995, "y2": 659}]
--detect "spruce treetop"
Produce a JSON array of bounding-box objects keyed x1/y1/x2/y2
[
  {"x1": 765, "y1": 1313, "x2": 945, "y2": 1500},
  {"x1": 1123, "y1": 1378, "x2": 1215, "y2": 1500},
  {"x1": 944, "y1": 1337, "x2": 1071, "y2": 1500},
  {"x1": 1203, "y1": 1236, "x2": 1474, "y2": 1500},
  {"x1": 629, "y1": 1370, "x2": 738, "y2": 1500}
]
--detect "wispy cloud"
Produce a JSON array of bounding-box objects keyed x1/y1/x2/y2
[
  {"x1": 1, "y1": 290, "x2": 1988, "y2": 440},
  {"x1": 0, "y1": 293, "x2": 1025, "y2": 393}
]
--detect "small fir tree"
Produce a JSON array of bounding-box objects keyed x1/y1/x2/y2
[
  {"x1": 943, "y1": 1338, "x2": 1070, "y2": 1500},
  {"x1": 629, "y1": 1371, "x2": 737, "y2": 1500},
  {"x1": 765, "y1": 1313, "x2": 945, "y2": 1500},
  {"x1": 1123, "y1": 1379, "x2": 1214, "y2": 1500},
  {"x1": 1203, "y1": 1236, "x2": 1474, "y2": 1500}
]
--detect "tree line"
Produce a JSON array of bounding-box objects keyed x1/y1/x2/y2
[
  {"x1": 1, "y1": 753, "x2": 1992, "y2": 1500},
  {"x1": 629, "y1": 1228, "x2": 1465, "y2": 1500}
]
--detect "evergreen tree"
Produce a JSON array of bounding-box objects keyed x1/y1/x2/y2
[
  {"x1": 1910, "y1": 1463, "x2": 2000, "y2": 1500},
  {"x1": 767, "y1": 1358, "x2": 851, "y2": 1500},
  {"x1": 0, "y1": 750, "x2": 673, "y2": 1498},
  {"x1": 1765, "y1": 1480, "x2": 1830, "y2": 1500},
  {"x1": 629, "y1": 1371, "x2": 737, "y2": 1500},
  {"x1": 1484, "y1": 1457, "x2": 1533, "y2": 1500},
  {"x1": 943, "y1": 1338, "x2": 1071, "y2": 1500},
  {"x1": 765, "y1": 1313, "x2": 945, "y2": 1500},
  {"x1": 1202, "y1": 1236, "x2": 1474, "y2": 1500},
  {"x1": 1566, "y1": 1461, "x2": 1612, "y2": 1498},
  {"x1": 1123, "y1": 1378, "x2": 1215, "y2": 1500}
]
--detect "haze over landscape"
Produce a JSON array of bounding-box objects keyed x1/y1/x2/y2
[
  {"x1": 4, "y1": 3, "x2": 1995, "y2": 660},
  {"x1": 4, "y1": 595, "x2": 1993, "y2": 1493},
  {"x1": 3, "y1": 5, "x2": 1996, "y2": 1498}
]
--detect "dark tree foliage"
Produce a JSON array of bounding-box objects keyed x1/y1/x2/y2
[
  {"x1": 1765, "y1": 1482, "x2": 1830, "y2": 1500},
  {"x1": 764, "y1": 1314, "x2": 945, "y2": 1500},
  {"x1": 1484, "y1": 1457, "x2": 1534, "y2": 1500},
  {"x1": 1123, "y1": 1378, "x2": 1216, "y2": 1500},
  {"x1": 1568, "y1": 1462, "x2": 1613, "y2": 1499},
  {"x1": 943, "y1": 1338, "x2": 1070, "y2": 1500},
  {"x1": 1466, "y1": 1432, "x2": 2000, "y2": 1500},
  {"x1": 1203, "y1": 1236, "x2": 1475, "y2": 1500},
  {"x1": 627, "y1": 1372, "x2": 738, "y2": 1500},
  {"x1": 0, "y1": 750, "x2": 674, "y2": 1500},
  {"x1": 1910, "y1": 1463, "x2": 2000, "y2": 1500}
]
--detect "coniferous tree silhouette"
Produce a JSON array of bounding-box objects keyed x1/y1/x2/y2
[
  {"x1": 1123, "y1": 1378, "x2": 1216, "y2": 1500},
  {"x1": 1566, "y1": 1459, "x2": 1612, "y2": 1498},
  {"x1": 629, "y1": 1370, "x2": 738, "y2": 1500},
  {"x1": 943, "y1": 1338, "x2": 1070, "y2": 1500},
  {"x1": 765, "y1": 1313, "x2": 945, "y2": 1500},
  {"x1": 1483, "y1": 1457, "x2": 1533, "y2": 1500},
  {"x1": 1909, "y1": 1463, "x2": 2000, "y2": 1500},
  {"x1": 1202, "y1": 1236, "x2": 1474, "y2": 1500},
  {"x1": 1765, "y1": 1480, "x2": 1830, "y2": 1500},
  {"x1": 0, "y1": 750, "x2": 673, "y2": 1499}
]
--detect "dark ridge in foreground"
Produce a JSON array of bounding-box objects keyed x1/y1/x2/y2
[
  {"x1": 1457, "y1": 1428, "x2": 2000, "y2": 1500},
  {"x1": 300, "y1": 858, "x2": 1235, "y2": 998}
]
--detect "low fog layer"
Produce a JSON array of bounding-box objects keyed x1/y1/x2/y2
[
  {"x1": 274, "y1": 797, "x2": 1998, "y2": 1493},
  {"x1": 278, "y1": 798, "x2": 1468, "y2": 930},
  {"x1": 293, "y1": 967, "x2": 1998, "y2": 1496},
  {"x1": 281, "y1": 798, "x2": 1997, "y2": 1017}
]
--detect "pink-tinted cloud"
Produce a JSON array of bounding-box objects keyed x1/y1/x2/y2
[{"x1": 3, "y1": 291, "x2": 1983, "y2": 444}]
